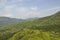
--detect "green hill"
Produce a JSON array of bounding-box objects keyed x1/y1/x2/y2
[{"x1": 0, "y1": 11, "x2": 60, "y2": 40}]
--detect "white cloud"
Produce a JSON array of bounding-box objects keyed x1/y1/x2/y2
[
  {"x1": 47, "y1": 7, "x2": 60, "y2": 12},
  {"x1": 43, "y1": 7, "x2": 60, "y2": 15},
  {"x1": 11, "y1": 7, "x2": 41, "y2": 19},
  {"x1": 0, "y1": 5, "x2": 40, "y2": 19},
  {"x1": 0, "y1": 0, "x2": 60, "y2": 19},
  {"x1": 0, "y1": 6, "x2": 60, "y2": 19}
]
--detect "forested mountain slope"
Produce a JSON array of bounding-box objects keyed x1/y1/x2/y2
[{"x1": 0, "y1": 11, "x2": 60, "y2": 40}]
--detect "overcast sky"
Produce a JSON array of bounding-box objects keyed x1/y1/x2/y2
[{"x1": 0, "y1": 0, "x2": 60, "y2": 19}]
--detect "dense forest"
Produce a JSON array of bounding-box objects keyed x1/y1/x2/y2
[{"x1": 0, "y1": 11, "x2": 60, "y2": 40}]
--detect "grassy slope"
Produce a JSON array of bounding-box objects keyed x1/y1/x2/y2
[{"x1": 0, "y1": 11, "x2": 60, "y2": 40}]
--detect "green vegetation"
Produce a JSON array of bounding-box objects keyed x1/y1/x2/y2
[{"x1": 0, "y1": 11, "x2": 60, "y2": 40}]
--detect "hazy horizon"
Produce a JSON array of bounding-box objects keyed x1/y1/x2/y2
[{"x1": 0, "y1": 0, "x2": 60, "y2": 19}]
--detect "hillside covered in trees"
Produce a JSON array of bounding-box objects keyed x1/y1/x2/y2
[{"x1": 0, "y1": 11, "x2": 60, "y2": 40}]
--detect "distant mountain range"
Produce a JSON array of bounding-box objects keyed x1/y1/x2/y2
[{"x1": 0, "y1": 17, "x2": 25, "y2": 26}]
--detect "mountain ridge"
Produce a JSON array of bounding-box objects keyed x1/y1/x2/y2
[
  {"x1": 0, "y1": 17, "x2": 25, "y2": 26},
  {"x1": 0, "y1": 11, "x2": 60, "y2": 40}
]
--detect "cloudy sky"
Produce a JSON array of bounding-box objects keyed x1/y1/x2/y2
[{"x1": 0, "y1": 0, "x2": 60, "y2": 19}]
